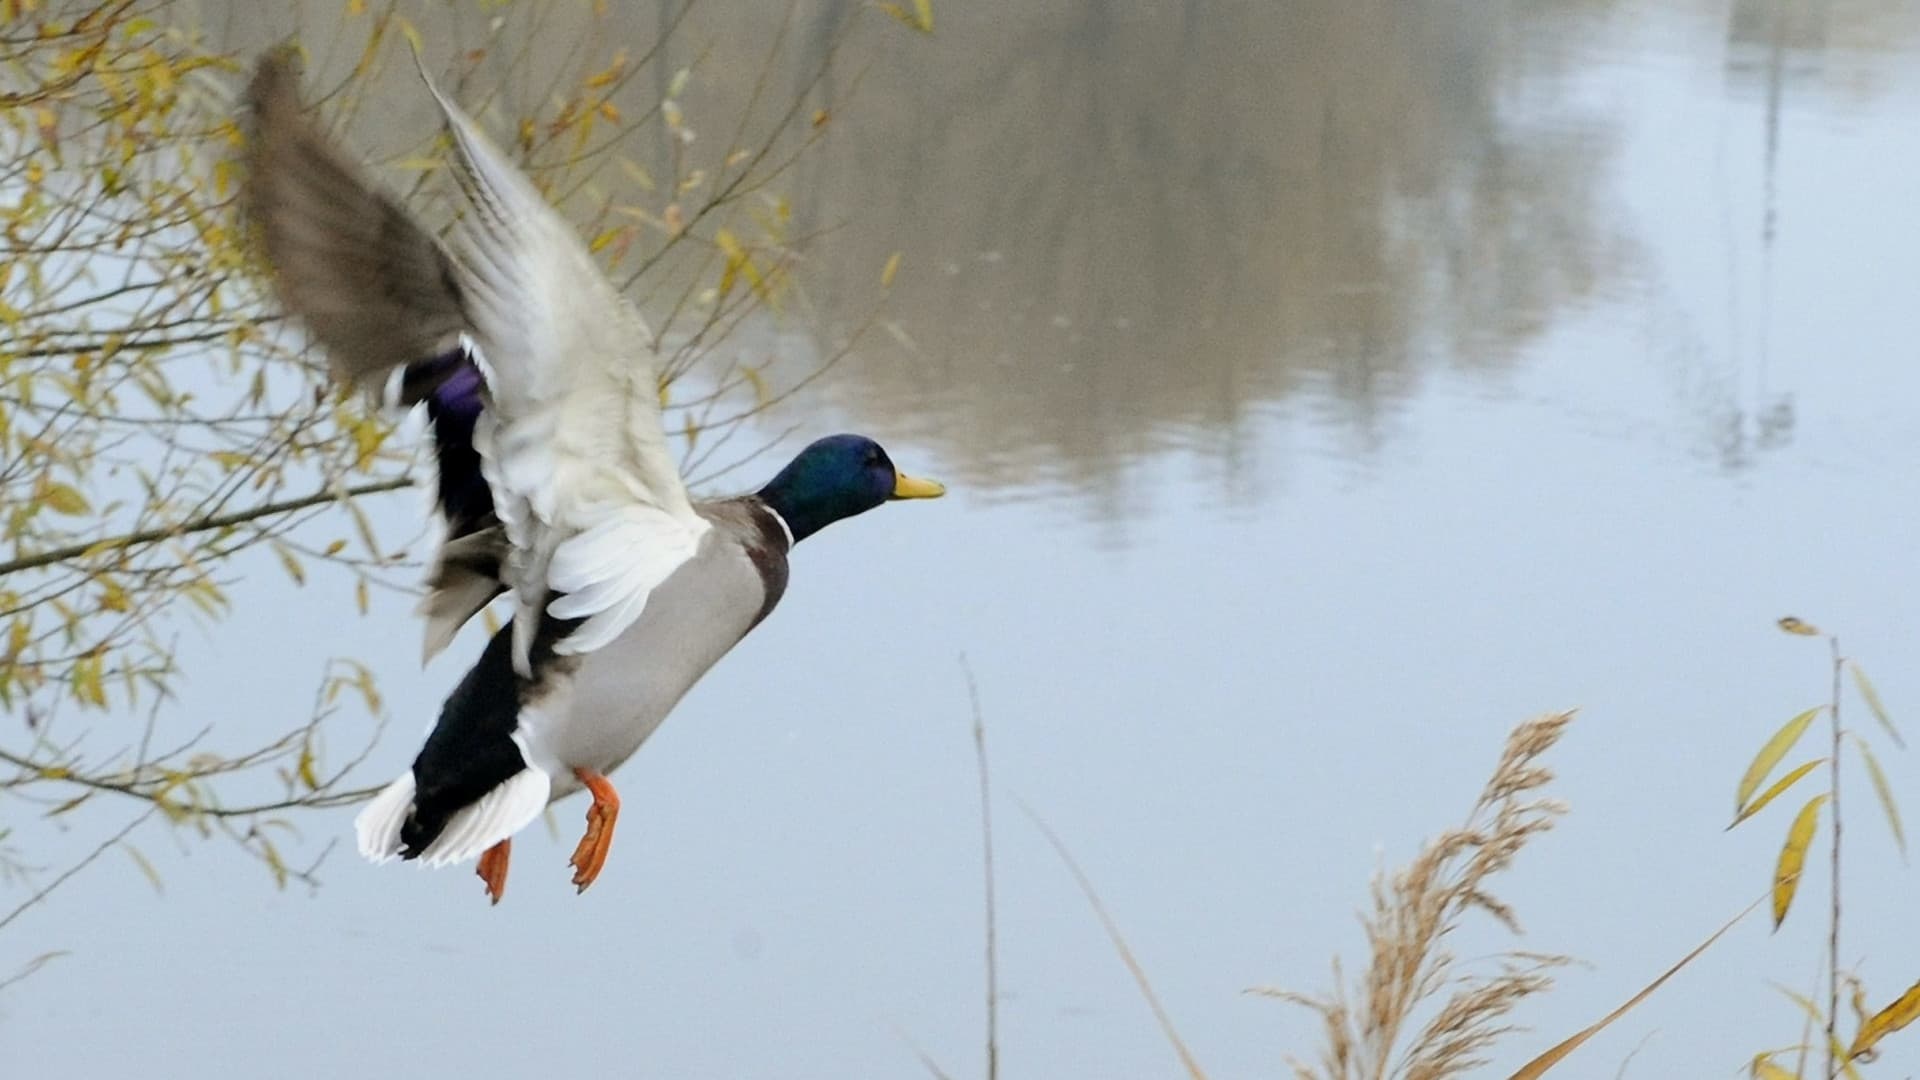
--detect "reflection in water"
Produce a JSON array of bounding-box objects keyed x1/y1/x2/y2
[
  {"x1": 1726, "y1": 0, "x2": 1920, "y2": 100},
  {"x1": 1704, "y1": 0, "x2": 1918, "y2": 471},
  {"x1": 772, "y1": 2, "x2": 1636, "y2": 510},
  {"x1": 218, "y1": 0, "x2": 1638, "y2": 518},
  {"x1": 215, "y1": 0, "x2": 1917, "y2": 516}
]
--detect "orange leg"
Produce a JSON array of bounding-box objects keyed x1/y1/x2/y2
[
  {"x1": 475, "y1": 838, "x2": 511, "y2": 906},
  {"x1": 568, "y1": 767, "x2": 621, "y2": 894}
]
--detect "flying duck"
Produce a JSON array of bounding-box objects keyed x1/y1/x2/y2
[{"x1": 241, "y1": 50, "x2": 943, "y2": 904}]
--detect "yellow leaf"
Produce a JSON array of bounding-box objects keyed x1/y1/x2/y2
[
  {"x1": 356, "y1": 668, "x2": 383, "y2": 714},
  {"x1": 355, "y1": 579, "x2": 369, "y2": 616},
  {"x1": 619, "y1": 158, "x2": 655, "y2": 192},
  {"x1": 878, "y1": 0, "x2": 934, "y2": 33},
  {"x1": 1778, "y1": 616, "x2": 1821, "y2": 636},
  {"x1": 261, "y1": 838, "x2": 288, "y2": 889},
  {"x1": 1773, "y1": 794, "x2": 1828, "y2": 928},
  {"x1": 716, "y1": 227, "x2": 744, "y2": 300},
  {"x1": 1738, "y1": 707, "x2": 1822, "y2": 815},
  {"x1": 1852, "y1": 978, "x2": 1920, "y2": 1060},
  {"x1": 714, "y1": 228, "x2": 770, "y2": 304},
  {"x1": 585, "y1": 50, "x2": 627, "y2": 89},
  {"x1": 344, "y1": 496, "x2": 382, "y2": 561},
  {"x1": 1853, "y1": 735, "x2": 1906, "y2": 857},
  {"x1": 297, "y1": 741, "x2": 320, "y2": 791},
  {"x1": 272, "y1": 542, "x2": 306, "y2": 586},
  {"x1": 1750, "y1": 1056, "x2": 1795, "y2": 1080},
  {"x1": 346, "y1": 0, "x2": 365, "y2": 13},
  {"x1": 71, "y1": 653, "x2": 106, "y2": 708},
  {"x1": 353, "y1": 16, "x2": 386, "y2": 77},
  {"x1": 1730, "y1": 758, "x2": 1823, "y2": 828},
  {"x1": 121, "y1": 843, "x2": 164, "y2": 895},
  {"x1": 323, "y1": 539, "x2": 347, "y2": 557},
  {"x1": 741, "y1": 365, "x2": 770, "y2": 407},
  {"x1": 41, "y1": 481, "x2": 89, "y2": 516},
  {"x1": 572, "y1": 106, "x2": 595, "y2": 154},
  {"x1": 1850, "y1": 662, "x2": 1902, "y2": 748},
  {"x1": 348, "y1": 415, "x2": 385, "y2": 468},
  {"x1": 880, "y1": 251, "x2": 903, "y2": 289},
  {"x1": 1507, "y1": 895, "x2": 1763, "y2": 1078},
  {"x1": 98, "y1": 582, "x2": 130, "y2": 613},
  {"x1": 597, "y1": 100, "x2": 620, "y2": 124}
]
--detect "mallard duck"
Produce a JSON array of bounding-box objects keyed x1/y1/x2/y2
[{"x1": 241, "y1": 51, "x2": 943, "y2": 904}]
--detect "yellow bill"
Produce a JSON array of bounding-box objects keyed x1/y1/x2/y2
[{"x1": 891, "y1": 471, "x2": 946, "y2": 499}]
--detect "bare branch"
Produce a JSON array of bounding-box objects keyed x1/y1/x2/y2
[{"x1": 0, "y1": 477, "x2": 413, "y2": 578}]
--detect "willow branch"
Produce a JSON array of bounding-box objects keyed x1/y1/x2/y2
[{"x1": 0, "y1": 477, "x2": 414, "y2": 578}]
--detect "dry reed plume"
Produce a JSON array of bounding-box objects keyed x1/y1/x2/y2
[{"x1": 1257, "y1": 710, "x2": 1577, "y2": 1080}]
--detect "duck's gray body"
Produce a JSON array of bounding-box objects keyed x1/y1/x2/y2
[
  {"x1": 351, "y1": 497, "x2": 791, "y2": 864},
  {"x1": 518, "y1": 499, "x2": 789, "y2": 800}
]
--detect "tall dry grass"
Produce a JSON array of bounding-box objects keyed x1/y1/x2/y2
[{"x1": 1256, "y1": 711, "x2": 1576, "y2": 1080}]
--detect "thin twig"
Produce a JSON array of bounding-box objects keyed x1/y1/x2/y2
[
  {"x1": 0, "y1": 950, "x2": 69, "y2": 995},
  {"x1": 1794, "y1": 950, "x2": 1821, "y2": 1080},
  {"x1": 0, "y1": 477, "x2": 413, "y2": 577},
  {"x1": 1827, "y1": 634, "x2": 1843, "y2": 1080},
  {"x1": 0, "y1": 806, "x2": 157, "y2": 933},
  {"x1": 962, "y1": 657, "x2": 999, "y2": 1080},
  {"x1": 886, "y1": 1021, "x2": 959, "y2": 1080},
  {"x1": 1017, "y1": 798, "x2": 1209, "y2": 1080}
]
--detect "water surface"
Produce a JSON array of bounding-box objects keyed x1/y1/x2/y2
[{"x1": 9, "y1": 2, "x2": 1920, "y2": 1077}]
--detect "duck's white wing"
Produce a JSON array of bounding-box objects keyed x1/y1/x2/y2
[{"x1": 417, "y1": 64, "x2": 706, "y2": 673}]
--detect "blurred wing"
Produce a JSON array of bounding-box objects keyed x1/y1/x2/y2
[
  {"x1": 413, "y1": 59, "x2": 705, "y2": 671},
  {"x1": 243, "y1": 50, "x2": 465, "y2": 392},
  {"x1": 247, "y1": 52, "x2": 509, "y2": 657}
]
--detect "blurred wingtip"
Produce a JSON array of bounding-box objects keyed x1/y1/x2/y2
[
  {"x1": 403, "y1": 33, "x2": 453, "y2": 116},
  {"x1": 246, "y1": 43, "x2": 306, "y2": 117}
]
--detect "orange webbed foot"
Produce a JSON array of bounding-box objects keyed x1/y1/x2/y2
[
  {"x1": 476, "y1": 838, "x2": 511, "y2": 906},
  {"x1": 568, "y1": 767, "x2": 620, "y2": 894}
]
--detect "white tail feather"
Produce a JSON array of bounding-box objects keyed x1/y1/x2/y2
[
  {"x1": 419, "y1": 767, "x2": 550, "y2": 867},
  {"x1": 353, "y1": 764, "x2": 551, "y2": 868},
  {"x1": 354, "y1": 772, "x2": 419, "y2": 864}
]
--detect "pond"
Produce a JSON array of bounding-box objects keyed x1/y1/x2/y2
[{"x1": 9, "y1": 1, "x2": 1920, "y2": 1077}]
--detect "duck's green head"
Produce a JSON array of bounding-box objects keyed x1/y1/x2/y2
[{"x1": 757, "y1": 434, "x2": 944, "y2": 544}]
